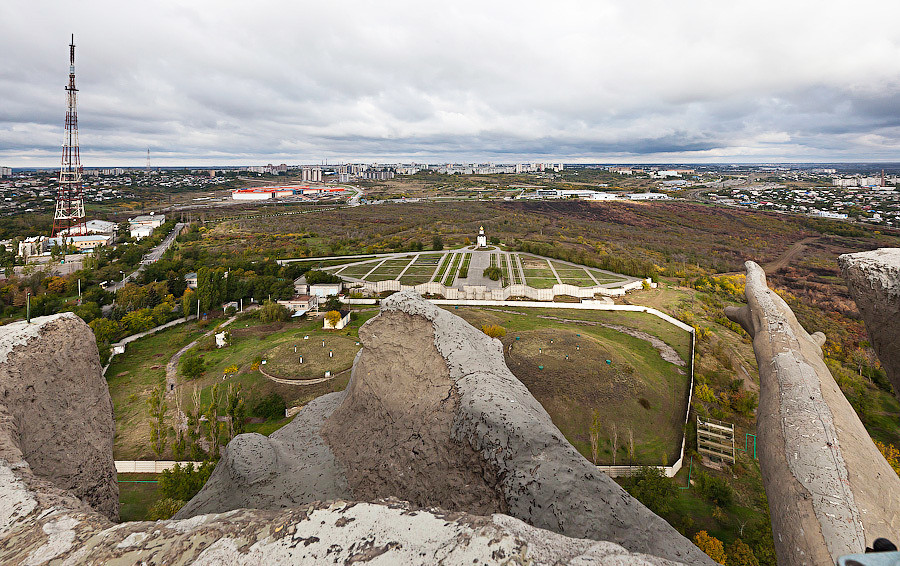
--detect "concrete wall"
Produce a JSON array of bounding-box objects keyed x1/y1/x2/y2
[{"x1": 347, "y1": 278, "x2": 654, "y2": 302}]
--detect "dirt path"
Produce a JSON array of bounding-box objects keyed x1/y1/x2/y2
[{"x1": 718, "y1": 236, "x2": 819, "y2": 276}]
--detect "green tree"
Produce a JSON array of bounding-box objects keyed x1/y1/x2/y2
[
  {"x1": 259, "y1": 300, "x2": 290, "y2": 322},
  {"x1": 147, "y1": 377, "x2": 167, "y2": 459},
  {"x1": 622, "y1": 466, "x2": 677, "y2": 516},
  {"x1": 180, "y1": 352, "x2": 205, "y2": 380},
  {"x1": 483, "y1": 266, "x2": 502, "y2": 281},
  {"x1": 182, "y1": 288, "x2": 195, "y2": 317},
  {"x1": 122, "y1": 308, "x2": 155, "y2": 333},
  {"x1": 432, "y1": 235, "x2": 444, "y2": 250},
  {"x1": 152, "y1": 302, "x2": 174, "y2": 326},
  {"x1": 197, "y1": 267, "x2": 226, "y2": 312},
  {"x1": 89, "y1": 317, "x2": 120, "y2": 344},
  {"x1": 158, "y1": 462, "x2": 215, "y2": 501},
  {"x1": 224, "y1": 383, "x2": 246, "y2": 440},
  {"x1": 253, "y1": 393, "x2": 286, "y2": 420}
]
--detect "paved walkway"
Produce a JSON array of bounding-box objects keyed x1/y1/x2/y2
[{"x1": 455, "y1": 250, "x2": 501, "y2": 288}]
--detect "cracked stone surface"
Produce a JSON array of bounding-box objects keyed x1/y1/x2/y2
[
  {"x1": 839, "y1": 248, "x2": 900, "y2": 402},
  {"x1": 0, "y1": 313, "x2": 118, "y2": 521},
  {"x1": 182, "y1": 290, "x2": 712, "y2": 565},
  {"x1": 727, "y1": 260, "x2": 900, "y2": 565},
  {"x1": 0, "y1": 316, "x2": 698, "y2": 564}
]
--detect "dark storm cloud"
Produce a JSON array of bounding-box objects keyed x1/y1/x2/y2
[{"x1": 2, "y1": 0, "x2": 900, "y2": 165}]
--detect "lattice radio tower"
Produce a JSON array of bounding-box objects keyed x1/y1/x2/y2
[{"x1": 52, "y1": 34, "x2": 85, "y2": 236}]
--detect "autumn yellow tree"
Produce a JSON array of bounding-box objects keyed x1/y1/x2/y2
[
  {"x1": 325, "y1": 310, "x2": 342, "y2": 328},
  {"x1": 876, "y1": 440, "x2": 900, "y2": 476},
  {"x1": 693, "y1": 531, "x2": 726, "y2": 564},
  {"x1": 725, "y1": 539, "x2": 759, "y2": 566}
]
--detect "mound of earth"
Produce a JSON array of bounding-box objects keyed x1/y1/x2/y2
[{"x1": 178, "y1": 291, "x2": 712, "y2": 564}]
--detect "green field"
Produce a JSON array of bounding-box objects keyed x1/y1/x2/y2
[
  {"x1": 448, "y1": 306, "x2": 691, "y2": 465},
  {"x1": 264, "y1": 334, "x2": 360, "y2": 380},
  {"x1": 118, "y1": 474, "x2": 161, "y2": 522},
  {"x1": 107, "y1": 310, "x2": 380, "y2": 460}
]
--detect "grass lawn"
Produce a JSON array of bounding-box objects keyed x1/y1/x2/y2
[
  {"x1": 498, "y1": 306, "x2": 692, "y2": 362},
  {"x1": 525, "y1": 276, "x2": 558, "y2": 289},
  {"x1": 107, "y1": 322, "x2": 206, "y2": 460},
  {"x1": 335, "y1": 263, "x2": 379, "y2": 278},
  {"x1": 448, "y1": 306, "x2": 691, "y2": 466},
  {"x1": 587, "y1": 268, "x2": 627, "y2": 284},
  {"x1": 399, "y1": 274, "x2": 432, "y2": 285},
  {"x1": 264, "y1": 333, "x2": 360, "y2": 380},
  {"x1": 432, "y1": 254, "x2": 452, "y2": 281},
  {"x1": 365, "y1": 272, "x2": 401, "y2": 282},
  {"x1": 118, "y1": 473, "x2": 161, "y2": 522}
]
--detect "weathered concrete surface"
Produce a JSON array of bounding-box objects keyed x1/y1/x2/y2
[
  {"x1": 320, "y1": 309, "x2": 508, "y2": 516},
  {"x1": 839, "y1": 248, "x2": 900, "y2": 401},
  {"x1": 0, "y1": 313, "x2": 118, "y2": 521},
  {"x1": 185, "y1": 290, "x2": 712, "y2": 565},
  {"x1": 727, "y1": 261, "x2": 900, "y2": 565},
  {"x1": 0, "y1": 310, "x2": 695, "y2": 564},
  {"x1": 176, "y1": 391, "x2": 351, "y2": 518}
]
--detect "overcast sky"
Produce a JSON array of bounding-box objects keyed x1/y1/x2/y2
[{"x1": 3, "y1": 0, "x2": 900, "y2": 166}]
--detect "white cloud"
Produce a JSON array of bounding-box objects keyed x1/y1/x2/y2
[{"x1": 2, "y1": 0, "x2": 900, "y2": 165}]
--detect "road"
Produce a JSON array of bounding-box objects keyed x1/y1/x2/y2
[{"x1": 106, "y1": 222, "x2": 186, "y2": 292}]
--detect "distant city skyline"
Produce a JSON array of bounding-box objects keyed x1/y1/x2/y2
[{"x1": 3, "y1": 1, "x2": 900, "y2": 167}]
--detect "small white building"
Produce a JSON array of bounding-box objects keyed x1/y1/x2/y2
[
  {"x1": 293, "y1": 275, "x2": 308, "y2": 295},
  {"x1": 277, "y1": 295, "x2": 317, "y2": 316},
  {"x1": 129, "y1": 213, "x2": 165, "y2": 239},
  {"x1": 323, "y1": 311, "x2": 351, "y2": 330},
  {"x1": 476, "y1": 226, "x2": 487, "y2": 247},
  {"x1": 47, "y1": 234, "x2": 111, "y2": 252},
  {"x1": 184, "y1": 272, "x2": 198, "y2": 289},
  {"x1": 628, "y1": 193, "x2": 671, "y2": 201},
  {"x1": 310, "y1": 283, "x2": 342, "y2": 298},
  {"x1": 59, "y1": 219, "x2": 117, "y2": 237}
]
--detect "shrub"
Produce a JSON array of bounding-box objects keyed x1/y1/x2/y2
[
  {"x1": 259, "y1": 301, "x2": 290, "y2": 323},
  {"x1": 694, "y1": 383, "x2": 717, "y2": 404},
  {"x1": 695, "y1": 471, "x2": 733, "y2": 507},
  {"x1": 146, "y1": 498, "x2": 185, "y2": 521},
  {"x1": 158, "y1": 462, "x2": 215, "y2": 502},
  {"x1": 621, "y1": 466, "x2": 677, "y2": 516},
  {"x1": 180, "y1": 352, "x2": 205, "y2": 380},
  {"x1": 253, "y1": 393, "x2": 286, "y2": 420},
  {"x1": 726, "y1": 539, "x2": 759, "y2": 566},
  {"x1": 483, "y1": 266, "x2": 503, "y2": 281},
  {"x1": 481, "y1": 324, "x2": 506, "y2": 339},
  {"x1": 694, "y1": 531, "x2": 726, "y2": 564}
]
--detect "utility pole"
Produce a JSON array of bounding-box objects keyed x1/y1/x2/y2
[{"x1": 26, "y1": 291, "x2": 31, "y2": 323}]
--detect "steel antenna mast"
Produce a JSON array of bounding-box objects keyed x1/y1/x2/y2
[{"x1": 52, "y1": 34, "x2": 86, "y2": 236}]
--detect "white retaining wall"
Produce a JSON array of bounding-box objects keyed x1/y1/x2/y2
[
  {"x1": 115, "y1": 460, "x2": 205, "y2": 473},
  {"x1": 346, "y1": 279, "x2": 654, "y2": 302}
]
